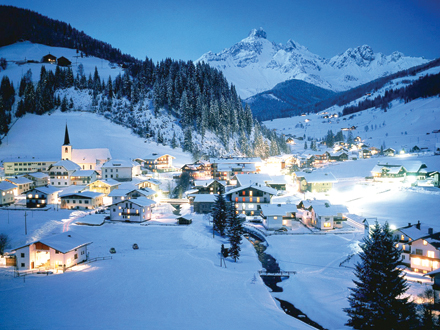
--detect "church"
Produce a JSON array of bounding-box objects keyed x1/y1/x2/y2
[{"x1": 61, "y1": 125, "x2": 112, "y2": 172}]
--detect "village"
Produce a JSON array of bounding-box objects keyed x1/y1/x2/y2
[{"x1": 0, "y1": 120, "x2": 439, "y2": 289}]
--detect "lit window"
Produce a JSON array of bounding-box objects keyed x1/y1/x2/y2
[
  {"x1": 324, "y1": 222, "x2": 331, "y2": 228},
  {"x1": 433, "y1": 261, "x2": 439, "y2": 269},
  {"x1": 249, "y1": 191, "x2": 253, "y2": 197},
  {"x1": 413, "y1": 258, "x2": 421, "y2": 266},
  {"x1": 257, "y1": 197, "x2": 260, "y2": 203},
  {"x1": 428, "y1": 251, "x2": 435, "y2": 258},
  {"x1": 35, "y1": 194, "x2": 39, "y2": 199},
  {"x1": 422, "y1": 259, "x2": 429, "y2": 267},
  {"x1": 274, "y1": 216, "x2": 278, "y2": 220},
  {"x1": 401, "y1": 235, "x2": 405, "y2": 240},
  {"x1": 423, "y1": 240, "x2": 428, "y2": 246}
]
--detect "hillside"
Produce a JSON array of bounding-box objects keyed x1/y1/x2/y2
[
  {"x1": 197, "y1": 28, "x2": 429, "y2": 99},
  {"x1": 263, "y1": 66, "x2": 440, "y2": 153},
  {"x1": 245, "y1": 79, "x2": 336, "y2": 120}
]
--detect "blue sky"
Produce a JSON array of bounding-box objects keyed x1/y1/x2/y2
[{"x1": 1, "y1": 0, "x2": 440, "y2": 62}]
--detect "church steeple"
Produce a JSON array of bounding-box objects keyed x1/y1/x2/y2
[
  {"x1": 64, "y1": 124, "x2": 70, "y2": 146},
  {"x1": 62, "y1": 124, "x2": 72, "y2": 160}
]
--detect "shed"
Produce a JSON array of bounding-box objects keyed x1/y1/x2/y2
[{"x1": 177, "y1": 216, "x2": 192, "y2": 225}]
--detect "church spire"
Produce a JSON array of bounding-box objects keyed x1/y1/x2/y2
[{"x1": 64, "y1": 124, "x2": 70, "y2": 145}]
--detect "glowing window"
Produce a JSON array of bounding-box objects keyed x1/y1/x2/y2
[
  {"x1": 422, "y1": 259, "x2": 429, "y2": 267},
  {"x1": 433, "y1": 261, "x2": 439, "y2": 269},
  {"x1": 249, "y1": 191, "x2": 253, "y2": 197},
  {"x1": 249, "y1": 198, "x2": 253, "y2": 202},
  {"x1": 412, "y1": 258, "x2": 421, "y2": 266},
  {"x1": 274, "y1": 216, "x2": 278, "y2": 220},
  {"x1": 401, "y1": 235, "x2": 405, "y2": 240},
  {"x1": 324, "y1": 222, "x2": 331, "y2": 228},
  {"x1": 428, "y1": 251, "x2": 435, "y2": 258},
  {"x1": 257, "y1": 197, "x2": 260, "y2": 203},
  {"x1": 423, "y1": 240, "x2": 428, "y2": 246}
]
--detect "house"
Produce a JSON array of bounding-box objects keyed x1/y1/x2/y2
[
  {"x1": 402, "y1": 161, "x2": 428, "y2": 181},
  {"x1": 60, "y1": 191, "x2": 104, "y2": 210},
  {"x1": 48, "y1": 160, "x2": 81, "y2": 186},
  {"x1": 101, "y1": 159, "x2": 141, "y2": 181},
  {"x1": 296, "y1": 172, "x2": 338, "y2": 193},
  {"x1": 310, "y1": 203, "x2": 348, "y2": 230},
  {"x1": 87, "y1": 179, "x2": 120, "y2": 195},
  {"x1": 61, "y1": 124, "x2": 111, "y2": 171},
  {"x1": 109, "y1": 197, "x2": 155, "y2": 222},
  {"x1": 233, "y1": 173, "x2": 272, "y2": 187},
  {"x1": 127, "y1": 188, "x2": 157, "y2": 200},
  {"x1": 193, "y1": 179, "x2": 226, "y2": 194},
  {"x1": 383, "y1": 148, "x2": 396, "y2": 157},
  {"x1": 225, "y1": 182, "x2": 277, "y2": 216},
  {"x1": 410, "y1": 233, "x2": 440, "y2": 274},
  {"x1": 260, "y1": 204, "x2": 297, "y2": 230},
  {"x1": 143, "y1": 153, "x2": 175, "y2": 172},
  {"x1": 371, "y1": 163, "x2": 406, "y2": 182},
  {"x1": 360, "y1": 149, "x2": 372, "y2": 159},
  {"x1": 107, "y1": 189, "x2": 131, "y2": 204},
  {"x1": 42, "y1": 54, "x2": 57, "y2": 63},
  {"x1": 2, "y1": 158, "x2": 57, "y2": 176},
  {"x1": 210, "y1": 157, "x2": 262, "y2": 182},
  {"x1": 13, "y1": 232, "x2": 92, "y2": 271},
  {"x1": 23, "y1": 172, "x2": 50, "y2": 187},
  {"x1": 0, "y1": 181, "x2": 17, "y2": 205},
  {"x1": 394, "y1": 222, "x2": 439, "y2": 267},
  {"x1": 327, "y1": 151, "x2": 349, "y2": 162},
  {"x1": 5, "y1": 177, "x2": 33, "y2": 194},
  {"x1": 57, "y1": 56, "x2": 71, "y2": 66},
  {"x1": 192, "y1": 194, "x2": 217, "y2": 214},
  {"x1": 70, "y1": 170, "x2": 99, "y2": 186},
  {"x1": 181, "y1": 161, "x2": 212, "y2": 180},
  {"x1": 26, "y1": 186, "x2": 62, "y2": 208},
  {"x1": 177, "y1": 216, "x2": 192, "y2": 225}
]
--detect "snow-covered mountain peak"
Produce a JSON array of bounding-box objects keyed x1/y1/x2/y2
[
  {"x1": 247, "y1": 27, "x2": 267, "y2": 40},
  {"x1": 196, "y1": 29, "x2": 429, "y2": 99}
]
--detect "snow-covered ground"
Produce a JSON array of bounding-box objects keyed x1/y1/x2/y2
[{"x1": 0, "y1": 110, "x2": 192, "y2": 168}]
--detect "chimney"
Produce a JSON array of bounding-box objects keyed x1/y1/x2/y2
[
  {"x1": 408, "y1": 223, "x2": 411, "y2": 227},
  {"x1": 429, "y1": 228, "x2": 433, "y2": 235},
  {"x1": 416, "y1": 221, "x2": 421, "y2": 230}
]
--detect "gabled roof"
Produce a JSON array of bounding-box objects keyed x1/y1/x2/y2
[
  {"x1": 396, "y1": 222, "x2": 439, "y2": 241},
  {"x1": 112, "y1": 197, "x2": 156, "y2": 207},
  {"x1": 128, "y1": 188, "x2": 156, "y2": 197},
  {"x1": 260, "y1": 204, "x2": 297, "y2": 216},
  {"x1": 299, "y1": 172, "x2": 338, "y2": 183},
  {"x1": 312, "y1": 204, "x2": 348, "y2": 216},
  {"x1": 102, "y1": 159, "x2": 138, "y2": 168},
  {"x1": 6, "y1": 177, "x2": 33, "y2": 185},
  {"x1": 25, "y1": 172, "x2": 49, "y2": 179},
  {"x1": 14, "y1": 232, "x2": 92, "y2": 254},
  {"x1": 31, "y1": 186, "x2": 62, "y2": 195},
  {"x1": 88, "y1": 178, "x2": 120, "y2": 187},
  {"x1": 0, "y1": 181, "x2": 17, "y2": 191},
  {"x1": 71, "y1": 170, "x2": 98, "y2": 177},
  {"x1": 52, "y1": 160, "x2": 81, "y2": 171},
  {"x1": 234, "y1": 174, "x2": 272, "y2": 186},
  {"x1": 143, "y1": 153, "x2": 175, "y2": 160},
  {"x1": 107, "y1": 189, "x2": 131, "y2": 197},
  {"x1": 193, "y1": 194, "x2": 217, "y2": 203},
  {"x1": 60, "y1": 191, "x2": 104, "y2": 199},
  {"x1": 225, "y1": 182, "x2": 277, "y2": 196},
  {"x1": 402, "y1": 161, "x2": 427, "y2": 173}
]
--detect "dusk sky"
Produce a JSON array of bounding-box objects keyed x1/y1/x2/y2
[{"x1": 2, "y1": 0, "x2": 440, "y2": 62}]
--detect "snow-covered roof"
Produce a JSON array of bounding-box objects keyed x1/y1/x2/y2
[
  {"x1": 193, "y1": 179, "x2": 215, "y2": 188},
  {"x1": 52, "y1": 160, "x2": 81, "y2": 171},
  {"x1": 225, "y1": 182, "x2": 277, "y2": 196},
  {"x1": 193, "y1": 194, "x2": 217, "y2": 203},
  {"x1": 102, "y1": 159, "x2": 138, "y2": 168},
  {"x1": 312, "y1": 204, "x2": 348, "y2": 216},
  {"x1": 143, "y1": 153, "x2": 175, "y2": 160},
  {"x1": 2, "y1": 157, "x2": 57, "y2": 163},
  {"x1": 267, "y1": 175, "x2": 289, "y2": 185},
  {"x1": 234, "y1": 173, "x2": 272, "y2": 186},
  {"x1": 0, "y1": 181, "x2": 17, "y2": 191},
  {"x1": 260, "y1": 204, "x2": 297, "y2": 216},
  {"x1": 107, "y1": 189, "x2": 131, "y2": 197},
  {"x1": 89, "y1": 178, "x2": 120, "y2": 187},
  {"x1": 6, "y1": 177, "x2": 33, "y2": 185},
  {"x1": 402, "y1": 161, "x2": 427, "y2": 173},
  {"x1": 147, "y1": 178, "x2": 161, "y2": 186},
  {"x1": 71, "y1": 148, "x2": 111, "y2": 163},
  {"x1": 396, "y1": 223, "x2": 439, "y2": 241},
  {"x1": 32, "y1": 185, "x2": 62, "y2": 195},
  {"x1": 71, "y1": 170, "x2": 97, "y2": 177},
  {"x1": 210, "y1": 157, "x2": 262, "y2": 164},
  {"x1": 112, "y1": 197, "x2": 156, "y2": 207},
  {"x1": 129, "y1": 188, "x2": 156, "y2": 197},
  {"x1": 14, "y1": 232, "x2": 92, "y2": 254},
  {"x1": 25, "y1": 172, "x2": 49, "y2": 179},
  {"x1": 300, "y1": 172, "x2": 338, "y2": 183},
  {"x1": 60, "y1": 191, "x2": 104, "y2": 199},
  {"x1": 217, "y1": 163, "x2": 256, "y2": 172}
]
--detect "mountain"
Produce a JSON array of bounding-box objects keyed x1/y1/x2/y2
[
  {"x1": 245, "y1": 79, "x2": 336, "y2": 120},
  {"x1": 197, "y1": 28, "x2": 429, "y2": 99}
]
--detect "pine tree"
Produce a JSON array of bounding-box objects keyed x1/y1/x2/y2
[
  {"x1": 211, "y1": 193, "x2": 228, "y2": 236},
  {"x1": 227, "y1": 203, "x2": 243, "y2": 262},
  {"x1": 344, "y1": 222, "x2": 417, "y2": 329}
]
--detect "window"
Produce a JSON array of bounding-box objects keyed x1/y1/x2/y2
[
  {"x1": 274, "y1": 216, "x2": 278, "y2": 220},
  {"x1": 401, "y1": 235, "x2": 405, "y2": 240},
  {"x1": 413, "y1": 258, "x2": 421, "y2": 265},
  {"x1": 428, "y1": 251, "x2": 435, "y2": 258},
  {"x1": 21, "y1": 253, "x2": 25, "y2": 258},
  {"x1": 422, "y1": 259, "x2": 429, "y2": 267},
  {"x1": 416, "y1": 249, "x2": 423, "y2": 255},
  {"x1": 74, "y1": 254, "x2": 78, "y2": 259},
  {"x1": 21, "y1": 263, "x2": 25, "y2": 267},
  {"x1": 324, "y1": 222, "x2": 331, "y2": 228},
  {"x1": 235, "y1": 197, "x2": 238, "y2": 202},
  {"x1": 423, "y1": 240, "x2": 428, "y2": 246}
]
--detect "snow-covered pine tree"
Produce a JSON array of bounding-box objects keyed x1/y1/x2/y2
[
  {"x1": 227, "y1": 203, "x2": 243, "y2": 262},
  {"x1": 211, "y1": 193, "x2": 228, "y2": 237},
  {"x1": 344, "y1": 222, "x2": 417, "y2": 329}
]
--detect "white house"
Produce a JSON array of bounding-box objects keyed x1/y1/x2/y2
[
  {"x1": 2, "y1": 158, "x2": 57, "y2": 176},
  {"x1": 310, "y1": 203, "x2": 348, "y2": 230},
  {"x1": 87, "y1": 178, "x2": 120, "y2": 195},
  {"x1": 143, "y1": 153, "x2": 175, "y2": 172},
  {"x1": 260, "y1": 204, "x2": 297, "y2": 230},
  {"x1": 24, "y1": 172, "x2": 50, "y2": 187},
  {"x1": 101, "y1": 159, "x2": 142, "y2": 181},
  {"x1": 5, "y1": 177, "x2": 33, "y2": 194},
  {"x1": 26, "y1": 186, "x2": 61, "y2": 208},
  {"x1": 60, "y1": 191, "x2": 104, "y2": 210},
  {"x1": 410, "y1": 234, "x2": 440, "y2": 274},
  {"x1": 0, "y1": 181, "x2": 18, "y2": 205},
  {"x1": 70, "y1": 170, "x2": 99, "y2": 186},
  {"x1": 225, "y1": 182, "x2": 277, "y2": 216},
  {"x1": 13, "y1": 232, "x2": 92, "y2": 271},
  {"x1": 48, "y1": 160, "x2": 81, "y2": 187},
  {"x1": 109, "y1": 197, "x2": 156, "y2": 222}
]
